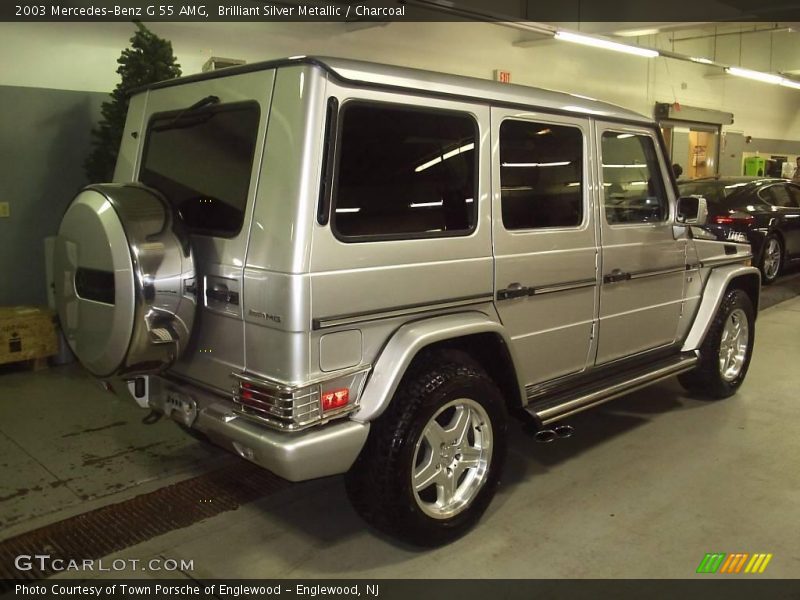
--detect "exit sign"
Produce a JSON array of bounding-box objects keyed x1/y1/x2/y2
[{"x1": 494, "y1": 70, "x2": 512, "y2": 84}]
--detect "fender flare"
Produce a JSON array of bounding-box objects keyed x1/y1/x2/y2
[
  {"x1": 352, "y1": 311, "x2": 526, "y2": 422},
  {"x1": 682, "y1": 264, "x2": 761, "y2": 352}
]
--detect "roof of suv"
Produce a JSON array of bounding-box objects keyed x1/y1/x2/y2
[
  {"x1": 135, "y1": 55, "x2": 652, "y2": 126},
  {"x1": 679, "y1": 176, "x2": 783, "y2": 186}
]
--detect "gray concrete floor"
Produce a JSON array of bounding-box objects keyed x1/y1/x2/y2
[
  {"x1": 0, "y1": 364, "x2": 236, "y2": 538},
  {"x1": 4, "y1": 287, "x2": 800, "y2": 579}
]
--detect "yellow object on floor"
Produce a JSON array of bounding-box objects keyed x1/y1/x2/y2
[{"x1": 0, "y1": 306, "x2": 58, "y2": 367}]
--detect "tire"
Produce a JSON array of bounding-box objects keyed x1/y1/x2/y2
[
  {"x1": 345, "y1": 350, "x2": 507, "y2": 547},
  {"x1": 678, "y1": 288, "x2": 755, "y2": 399},
  {"x1": 758, "y1": 234, "x2": 783, "y2": 285}
]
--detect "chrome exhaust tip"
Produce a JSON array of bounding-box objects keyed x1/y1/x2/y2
[
  {"x1": 534, "y1": 429, "x2": 557, "y2": 443},
  {"x1": 554, "y1": 424, "x2": 574, "y2": 439}
]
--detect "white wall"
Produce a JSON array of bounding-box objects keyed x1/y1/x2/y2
[{"x1": 1, "y1": 21, "x2": 798, "y2": 140}]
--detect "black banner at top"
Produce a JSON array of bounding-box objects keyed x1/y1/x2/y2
[{"x1": 2, "y1": 0, "x2": 800, "y2": 22}]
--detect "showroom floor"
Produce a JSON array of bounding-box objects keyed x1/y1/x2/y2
[{"x1": 2, "y1": 277, "x2": 799, "y2": 579}]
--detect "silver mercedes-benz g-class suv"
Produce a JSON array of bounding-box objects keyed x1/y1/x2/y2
[{"x1": 53, "y1": 56, "x2": 759, "y2": 546}]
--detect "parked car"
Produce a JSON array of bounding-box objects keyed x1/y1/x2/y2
[
  {"x1": 53, "y1": 57, "x2": 759, "y2": 547},
  {"x1": 678, "y1": 177, "x2": 800, "y2": 284}
]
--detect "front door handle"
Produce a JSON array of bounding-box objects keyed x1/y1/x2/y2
[{"x1": 603, "y1": 269, "x2": 631, "y2": 284}]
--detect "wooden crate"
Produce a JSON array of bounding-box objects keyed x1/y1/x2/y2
[{"x1": 0, "y1": 306, "x2": 58, "y2": 368}]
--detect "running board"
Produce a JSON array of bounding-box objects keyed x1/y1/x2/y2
[{"x1": 525, "y1": 352, "x2": 698, "y2": 425}]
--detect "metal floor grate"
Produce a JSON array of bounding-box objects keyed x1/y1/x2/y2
[{"x1": 0, "y1": 461, "x2": 288, "y2": 584}]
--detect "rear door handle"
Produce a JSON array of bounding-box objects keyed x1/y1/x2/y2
[
  {"x1": 603, "y1": 269, "x2": 631, "y2": 284},
  {"x1": 497, "y1": 282, "x2": 531, "y2": 300}
]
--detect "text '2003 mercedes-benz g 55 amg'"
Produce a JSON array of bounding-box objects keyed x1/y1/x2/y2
[{"x1": 54, "y1": 56, "x2": 759, "y2": 546}]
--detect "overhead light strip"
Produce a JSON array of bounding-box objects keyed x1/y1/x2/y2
[
  {"x1": 554, "y1": 31, "x2": 659, "y2": 58},
  {"x1": 726, "y1": 66, "x2": 800, "y2": 90}
]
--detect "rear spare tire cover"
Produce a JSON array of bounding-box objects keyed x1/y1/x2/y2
[{"x1": 54, "y1": 184, "x2": 196, "y2": 377}]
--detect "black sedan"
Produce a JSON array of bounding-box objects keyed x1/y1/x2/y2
[{"x1": 678, "y1": 177, "x2": 800, "y2": 284}]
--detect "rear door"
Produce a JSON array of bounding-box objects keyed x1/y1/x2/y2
[
  {"x1": 763, "y1": 183, "x2": 800, "y2": 257},
  {"x1": 124, "y1": 71, "x2": 275, "y2": 392},
  {"x1": 594, "y1": 122, "x2": 686, "y2": 364},
  {"x1": 492, "y1": 109, "x2": 598, "y2": 386}
]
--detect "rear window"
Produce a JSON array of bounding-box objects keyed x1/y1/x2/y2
[
  {"x1": 331, "y1": 102, "x2": 477, "y2": 241},
  {"x1": 139, "y1": 101, "x2": 260, "y2": 237},
  {"x1": 678, "y1": 181, "x2": 752, "y2": 206}
]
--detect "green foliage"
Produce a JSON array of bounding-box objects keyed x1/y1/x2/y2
[{"x1": 85, "y1": 22, "x2": 181, "y2": 183}]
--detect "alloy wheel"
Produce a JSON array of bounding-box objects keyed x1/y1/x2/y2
[
  {"x1": 411, "y1": 398, "x2": 493, "y2": 520},
  {"x1": 719, "y1": 308, "x2": 750, "y2": 382}
]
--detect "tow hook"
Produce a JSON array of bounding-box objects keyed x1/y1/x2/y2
[{"x1": 534, "y1": 424, "x2": 574, "y2": 443}]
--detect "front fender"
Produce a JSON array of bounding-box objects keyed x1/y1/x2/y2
[
  {"x1": 352, "y1": 312, "x2": 525, "y2": 422},
  {"x1": 682, "y1": 264, "x2": 760, "y2": 352}
]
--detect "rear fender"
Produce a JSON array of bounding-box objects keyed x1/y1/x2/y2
[{"x1": 353, "y1": 312, "x2": 526, "y2": 422}]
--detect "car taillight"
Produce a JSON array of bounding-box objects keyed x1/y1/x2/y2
[
  {"x1": 321, "y1": 388, "x2": 350, "y2": 411},
  {"x1": 713, "y1": 213, "x2": 754, "y2": 225}
]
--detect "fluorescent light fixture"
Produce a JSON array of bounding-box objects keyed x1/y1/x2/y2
[
  {"x1": 781, "y1": 78, "x2": 800, "y2": 90},
  {"x1": 690, "y1": 57, "x2": 714, "y2": 64},
  {"x1": 554, "y1": 31, "x2": 659, "y2": 58},
  {"x1": 415, "y1": 142, "x2": 475, "y2": 173},
  {"x1": 410, "y1": 200, "x2": 444, "y2": 208},
  {"x1": 726, "y1": 66, "x2": 783, "y2": 85},
  {"x1": 335, "y1": 207, "x2": 361, "y2": 213},
  {"x1": 502, "y1": 161, "x2": 570, "y2": 168}
]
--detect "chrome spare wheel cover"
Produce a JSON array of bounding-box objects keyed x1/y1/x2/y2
[
  {"x1": 763, "y1": 238, "x2": 781, "y2": 279},
  {"x1": 719, "y1": 308, "x2": 749, "y2": 382},
  {"x1": 411, "y1": 398, "x2": 493, "y2": 520},
  {"x1": 54, "y1": 184, "x2": 196, "y2": 378}
]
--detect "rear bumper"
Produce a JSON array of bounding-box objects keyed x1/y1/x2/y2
[{"x1": 149, "y1": 376, "x2": 369, "y2": 482}]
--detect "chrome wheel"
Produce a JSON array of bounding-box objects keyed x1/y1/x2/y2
[
  {"x1": 719, "y1": 308, "x2": 750, "y2": 382},
  {"x1": 412, "y1": 398, "x2": 493, "y2": 520},
  {"x1": 762, "y1": 238, "x2": 782, "y2": 281}
]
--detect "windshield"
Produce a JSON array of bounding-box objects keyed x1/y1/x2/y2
[{"x1": 139, "y1": 101, "x2": 260, "y2": 237}]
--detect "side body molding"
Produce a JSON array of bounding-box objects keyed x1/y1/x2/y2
[
  {"x1": 353, "y1": 312, "x2": 526, "y2": 422},
  {"x1": 682, "y1": 264, "x2": 761, "y2": 352}
]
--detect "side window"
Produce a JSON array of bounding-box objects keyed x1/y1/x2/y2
[
  {"x1": 787, "y1": 184, "x2": 800, "y2": 207},
  {"x1": 499, "y1": 120, "x2": 583, "y2": 230},
  {"x1": 601, "y1": 132, "x2": 668, "y2": 224},
  {"x1": 139, "y1": 102, "x2": 260, "y2": 237},
  {"x1": 767, "y1": 185, "x2": 797, "y2": 208},
  {"x1": 332, "y1": 103, "x2": 477, "y2": 241}
]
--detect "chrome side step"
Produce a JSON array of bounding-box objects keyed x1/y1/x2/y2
[{"x1": 525, "y1": 352, "x2": 698, "y2": 425}]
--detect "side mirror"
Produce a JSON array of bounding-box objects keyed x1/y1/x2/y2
[{"x1": 677, "y1": 195, "x2": 708, "y2": 225}]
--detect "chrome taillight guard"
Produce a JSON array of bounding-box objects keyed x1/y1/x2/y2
[{"x1": 231, "y1": 365, "x2": 372, "y2": 432}]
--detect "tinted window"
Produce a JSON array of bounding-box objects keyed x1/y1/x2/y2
[
  {"x1": 601, "y1": 132, "x2": 668, "y2": 224},
  {"x1": 499, "y1": 120, "x2": 583, "y2": 229},
  {"x1": 332, "y1": 103, "x2": 476, "y2": 240},
  {"x1": 766, "y1": 185, "x2": 799, "y2": 208},
  {"x1": 787, "y1": 184, "x2": 800, "y2": 207},
  {"x1": 140, "y1": 102, "x2": 260, "y2": 237}
]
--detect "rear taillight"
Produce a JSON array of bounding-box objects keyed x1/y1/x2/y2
[
  {"x1": 321, "y1": 388, "x2": 350, "y2": 412},
  {"x1": 713, "y1": 212, "x2": 754, "y2": 225}
]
